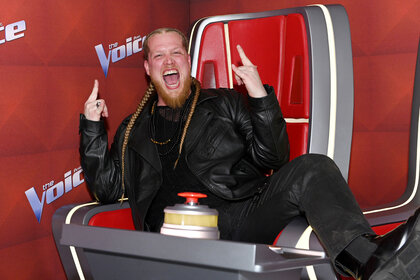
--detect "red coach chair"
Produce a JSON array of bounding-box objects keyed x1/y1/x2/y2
[{"x1": 53, "y1": 5, "x2": 419, "y2": 280}]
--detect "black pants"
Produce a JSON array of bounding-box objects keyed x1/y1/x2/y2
[{"x1": 218, "y1": 154, "x2": 375, "y2": 271}]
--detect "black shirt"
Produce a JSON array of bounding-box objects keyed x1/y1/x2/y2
[{"x1": 145, "y1": 97, "x2": 229, "y2": 232}]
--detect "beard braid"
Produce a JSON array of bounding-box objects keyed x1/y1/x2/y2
[{"x1": 152, "y1": 76, "x2": 192, "y2": 109}]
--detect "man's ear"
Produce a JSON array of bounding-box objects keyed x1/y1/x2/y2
[{"x1": 144, "y1": 60, "x2": 150, "y2": 76}]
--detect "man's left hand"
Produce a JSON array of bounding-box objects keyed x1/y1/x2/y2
[{"x1": 232, "y1": 45, "x2": 267, "y2": 98}]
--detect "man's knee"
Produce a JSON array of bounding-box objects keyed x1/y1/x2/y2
[{"x1": 292, "y1": 153, "x2": 339, "y2": 173}]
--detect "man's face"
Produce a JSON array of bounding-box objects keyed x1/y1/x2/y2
[{"x1": 144, "y1": 31, "x2": 191, "y2": 108}]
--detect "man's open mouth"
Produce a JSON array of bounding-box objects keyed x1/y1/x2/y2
[{"x1": 163, "y1": 69, "x2": 180, "y2": 87}]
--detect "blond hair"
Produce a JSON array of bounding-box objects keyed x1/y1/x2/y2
[{"x1": 143, "y1": 27, "x2": 189, "y2": 61}]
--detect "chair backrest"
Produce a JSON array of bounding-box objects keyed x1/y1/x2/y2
[{"x1": 189, "y1": 4, "x2": 354, "y2": 180}]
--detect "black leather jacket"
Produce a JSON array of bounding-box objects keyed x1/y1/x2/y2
[{"x1": 79, "y1": 85, "x2": 289, "y2": 230}]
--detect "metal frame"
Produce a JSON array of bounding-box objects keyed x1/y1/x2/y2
[{"x1": 363, "y1": 39, "x2": 420, "y2": 224}]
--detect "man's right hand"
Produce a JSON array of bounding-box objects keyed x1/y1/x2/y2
[{"x1": 84, "y1": 80, "x2": 109, "y2": 121}]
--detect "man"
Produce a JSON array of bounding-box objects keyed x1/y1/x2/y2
[{"x1": 80, "y1": 28, "x2": 420, "y2": 279}]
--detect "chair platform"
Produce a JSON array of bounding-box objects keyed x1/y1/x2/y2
[{"x1": 60, "y1": 223, "x2": 330, "y2": 280}]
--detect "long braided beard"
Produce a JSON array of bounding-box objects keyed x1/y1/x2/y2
[{"x1": 151, "y1": 75, "x2": 192, "y2": 109}]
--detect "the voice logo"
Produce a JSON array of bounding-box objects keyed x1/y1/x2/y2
[
  {"x1": 95, "y1": 34, "x2": 146, "y2": 77},
  {"x1": 25, "y1": 166, "x2": 84, "y2": 223}
]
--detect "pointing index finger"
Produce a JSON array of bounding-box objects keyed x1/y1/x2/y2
[
  {"x1": 87, "y1": 79, "x2": 99, "y2": 102},
  {"x1": 236, "y1": 45, "x2": 253, "y2": 66}
]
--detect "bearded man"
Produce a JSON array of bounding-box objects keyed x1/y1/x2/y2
[{"x1": 80, "y1": 27, "x2": 420, "y2": 280}]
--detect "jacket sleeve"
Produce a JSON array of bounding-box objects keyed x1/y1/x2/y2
[
  {"x1": 235, "y1": 85, "x2": 290, "y2": 170},
  {"x1": 79, "y1": 114, "x2": 125, "y2": 203}
]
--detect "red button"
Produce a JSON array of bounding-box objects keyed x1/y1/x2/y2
[{"x1": 178, "y1": 192, "x2": 207, "y2": 204}]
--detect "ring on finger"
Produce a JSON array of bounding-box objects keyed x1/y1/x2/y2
[{"x1": 96, "y1": 101, "x2": 101, "y2": 108}]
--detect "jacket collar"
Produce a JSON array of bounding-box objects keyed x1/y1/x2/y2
[
  {"x1": 196, "y1": 88, "x2": 218, "y2": 105},
  {"x1": 183, "y1": 88, "x2": 218, "y2": 152}
]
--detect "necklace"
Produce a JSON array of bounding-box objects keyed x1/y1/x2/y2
[
  {"x1": 150, "y1": 138, "x2": 171, "y2": 145},
  {"x1": 149, "y1": 96, "x2": 193, "y2": 156},
  {"x1": 149, "y1": 102, "x2": 172, "y2": 145}
]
